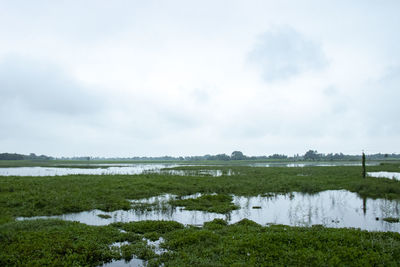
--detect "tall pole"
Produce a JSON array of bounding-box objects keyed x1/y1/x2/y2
[{"x1": 362, "y1": 151, "x2": 366, "y2": 178}]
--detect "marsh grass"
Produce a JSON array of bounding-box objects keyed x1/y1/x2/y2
[
  {"x1": 97, "y1": 214, "x2": 112, "y2": 219},
  {"x1": 168, "y1": 194, "x2": 239, "y2": 213},
  {"x1": 0, "y1": 219, "x2": 123, "y2": 266},
  {"x1": 2, "y1": 163, "x2": 400, "y2": 266},
  {"x1": 158, "y1": 219, "x2": 400, "y2": 266},
  {"x1": 383, "y1": 217, "x2": 400, "y2": 223},
  {"x1": 1, "y1": 218, "x2": 400, "y2": 266}
]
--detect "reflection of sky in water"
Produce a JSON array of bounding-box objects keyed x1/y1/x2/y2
[
  {"x1": 368, "y1": 172, "x2": 400, "y2": 181},
  {"x1": 0, "y1": 165, "x2": 233, "y2": 176},
  {"x1": 0, "y1": 165, "x2": 178, "y2": 176},
  {"x1": 18, "y1": 190, "x2": 400, "y2": 232},
  {"x1": 0, "y1": 162, "x2": 381, "y2": 176}
]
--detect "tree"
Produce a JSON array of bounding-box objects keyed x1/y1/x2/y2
[
  {"x1": 231, "y1": 151, "x2": 246, "y2": 160},
  {"x1": 304, "y1": 150, "x2": 320, "y2": 161}
]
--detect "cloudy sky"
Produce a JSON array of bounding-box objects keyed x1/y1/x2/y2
[{"x1": 0, "y1": 1, "x2": 399, "y2": 157}]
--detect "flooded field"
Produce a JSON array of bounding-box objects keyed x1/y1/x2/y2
[
  {"x1": 17, "y1": 190, "x2": 400, "y2": 232},
  {"x1": 0, "y1": 162, "x2": 379, "y2": 176},
  {"x1": 3, "y1": 162, "x2": 400, "y2": 266}
]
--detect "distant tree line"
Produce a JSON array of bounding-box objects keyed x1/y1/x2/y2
[
  {"x1": 0, "y1": 153, "x2": 52, "y2": 160},
  {"x1": 2, "y1": 151, "x2": 400, "y2": 161}
]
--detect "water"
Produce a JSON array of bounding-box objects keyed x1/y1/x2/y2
[
  {"x1": 103, "y1": 238, "x2": 166, "y2": 267},
  {"x1": 368, "y1": 172, "x2": 400, "y2": 181},
  {"x1": 102, "y1": 258, "x2": 144, "y2": 267},
  {"x1": 0, "y1": 164, "x2": 178, "y2": 176},
  {"x1": 0, "y1": 162, "x2": 379, "y2": 176},
  {"x1": 250, "y1": 162, "x2": 378, "y2": 167},
  {"x1": 0, "y1": 164, "x2": 234, "y2": 177},
  {"x1": 18, "y1": 190, "x2": 400, "y2": 232}
]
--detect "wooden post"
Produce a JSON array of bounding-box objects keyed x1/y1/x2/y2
[{"x1": 362, "y1": 152, "x2": 366, "y2": 178}]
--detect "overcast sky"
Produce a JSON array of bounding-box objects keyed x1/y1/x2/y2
[{"x1": 0, "y1": 1, "x2": 399, "y2": 157}]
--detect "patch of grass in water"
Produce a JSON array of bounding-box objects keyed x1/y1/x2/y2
[
  {"x1": 169, "y1": 194, "x2": 239, "y2": 213},
  {"x1": 383, "y1": 217, "x2": 400, "y2": 223},
  {"x1": 97, "y1": 214, "x2": 112, "y2": 219},
  {"x1": 111, "y1": 220, "x2": 184, "y2": 235}
]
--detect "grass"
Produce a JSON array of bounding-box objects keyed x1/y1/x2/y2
[
  {"x1": 383, "y1": 217, "x2": 400, "y2": 223},
  {"x1": 168, "y1": 194, "x2": 239, "y2": 213},
  {"x1": 2, "y1": 219, "x2": 399, "y2": 266},
  {"x1": 0, "y1": 219, "x2": 123, "y2": 266},
  {"x1": 159, "y1": 219, "x2": 400, "y2": 266},
  {"x1": 97, "y1": 214, "x2": 112, "y2": 219}
]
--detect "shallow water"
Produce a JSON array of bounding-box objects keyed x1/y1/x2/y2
[
  {"x1": 18, "y1": 190, "x2": 400, "y2": 232},
  {"x1": 0, "y1": 165, "x2": 234, "y2": 177},
  {"x1": 102, "y1": 258, "x2": 144, "y2": 267},
  {"x1": 0, "y1": 161, "x2": 380, "y2": 176},
  {"x1": 250, "y1": 162, "x2": 378, "y2": 167},
  {"x1": 368, "y1": 171, "x2": 400, "y2": 181},
  {"x1": 0, "y1": 164, "x2": 178, "y2": 176},
  {"x1": 102, "y1": 238, "x2": 165, "y2": 267}
]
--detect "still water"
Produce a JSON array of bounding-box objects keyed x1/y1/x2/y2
[
  {"x1": 0, "y1": 164, "x2": 179, "y2": 176},
  {"x1": 368, "y1": 172, "x2": 400, "y2": 181},
  {"x1": 0, "y1": 162, "x2": 380, "y2": 176},
  {"x1": 18, "y1": 190, "x2": 400, "y2": 232}
]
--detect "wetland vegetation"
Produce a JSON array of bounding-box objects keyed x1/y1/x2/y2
[{"x1": 1, "y1": 160, "x2": 400, "y2": 265}]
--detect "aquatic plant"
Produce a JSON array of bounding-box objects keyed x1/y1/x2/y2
[
  {"x1": 383, "y1": 217, "x2": 400, "y2": 223},
  {"x1": 169, "y1": 194, "x2": 239, "y2": 213},
  {"x1": 97, "y1": 214, "x2": 112, "y2": 219}
]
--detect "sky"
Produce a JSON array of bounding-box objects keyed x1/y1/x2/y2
[{"x1": 0, "y1": 0, "x2": 399, "y2": 157}]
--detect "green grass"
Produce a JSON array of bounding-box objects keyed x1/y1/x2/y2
[
  {"x1": 97, "y1": 214, "x2": 112, "y2": 219},
  {"x1": 3, "y1": 219, "x2": 399, "y2": 266},
  {"x1": 168, "y1": 194, "x2": 239, "y2": 213},
  {"x1": 159, "y1": 219, "x2": 400, "y2": 266},
  {"x1": 383, "y1": 217, "x2": 400, "y2": 223},
  {"x1": 0, "y1": 219, "x2": 123, "y2": 266}
]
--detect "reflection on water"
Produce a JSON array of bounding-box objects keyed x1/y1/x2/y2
[
  {"x1": 0, "y1": 165, "x2": 234, "y2": 177},
  {"x1": 0, "y1": 165, "x2": 178, "y2": 176},
  {"x1": 368, "y1": 172, "x2": 400, "y2": 181},
  {"x1": 18, "y1": 190, "x2": 400, "y2": 232},
  {"x1": 102, "y1": 258, "x2": 144, "y2": 267},
  {"x1": 250, "y1": 162, "x2": 378, "y2": 167},
  {"x1": 0, "y1": 161, "x2": 380, "y2": 176}
]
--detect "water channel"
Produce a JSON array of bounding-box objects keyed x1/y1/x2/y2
[{"x1": 17, "y1": 190, "x2": 400, "y2": 232}]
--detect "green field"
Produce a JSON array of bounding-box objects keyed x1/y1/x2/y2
[{"x1": 1, "y1": 161, "x2": 400, "y2": 266}]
